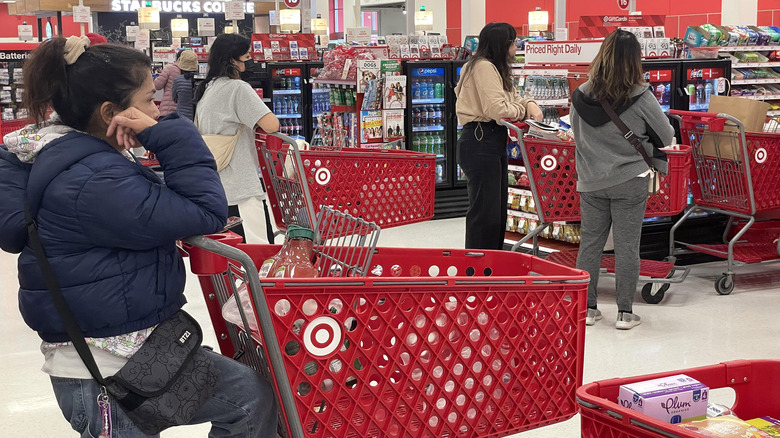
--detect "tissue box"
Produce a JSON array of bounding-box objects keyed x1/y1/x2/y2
[
  {"x1": 618, "y1": 374, "x2": 708, "y2": 424},
  {"x1": 685, "y1": 26, "x2": 716, "y2": 47}
]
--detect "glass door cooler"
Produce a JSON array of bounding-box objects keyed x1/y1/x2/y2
[
  {"x1": 678, "y1": 58, "x2": 731, "y2": 112},
  {"x1": 452, "y1": 60, "x2": 468, "y2": 186},
  {"x1": 270, "y1": 64, "x2": 304, "y2": 139},
  {"x1": 641, "y1": 60, "x2": 681, "y2": 114},
  {"x1": 404, "y1": 62, "x2": 450, "y2": 187},
  {"x1": 305, "y1": 61, "x2": 327, "y2": 142}
]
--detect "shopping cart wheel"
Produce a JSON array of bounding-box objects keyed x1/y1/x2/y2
[
  {"x1": 715, "y1": 275, "x2": 734, "y2": 295},
  {"x1": 641, "y1": 283, "x2": 669, "y2": 304}
]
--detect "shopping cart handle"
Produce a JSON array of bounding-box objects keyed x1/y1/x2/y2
[
  {"x1": 499, "y1": 119, "x2": 528, "y2": 135},
  {"x1": 669, "y1": 110, "x2": 728, "y2": 132}
]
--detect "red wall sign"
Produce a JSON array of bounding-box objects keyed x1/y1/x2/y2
[
  {"x1": 644, "y1": 70, "x2": 673, "y2": 82},
  {"x1": 273, "y1": 68, "x2": 302, "y2": 77},
  {"x1": 578, "y1": 15, "x2": 666, "y2": 38},
  {"x1": 284, "y1": 0, "x2": 300, "y2": 7},
  {"x1": 687, "y1": 68, "x2": 725, "y2": 80}
]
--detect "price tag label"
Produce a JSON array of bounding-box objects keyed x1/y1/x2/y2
[
  {"x1": 72, "y1": 5, "x2": 91, "y2": 23},
  {"x1": 224, "y1": 1, "x2": 245, "y2": 21}
]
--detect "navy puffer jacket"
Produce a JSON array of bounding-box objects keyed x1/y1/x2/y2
[{"x1": 0, "y1": 115, "x2": 227, "y2": 342}]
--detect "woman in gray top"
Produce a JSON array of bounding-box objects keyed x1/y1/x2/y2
[
  {"x1": 195, "y1": 34, "x2": 280, "y2": 243},
  {"x1": 570, "y1": 29, "x2": 674, "y2": 330}
]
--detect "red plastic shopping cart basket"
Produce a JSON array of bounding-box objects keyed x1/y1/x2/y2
[
  {"x1": 256, "y1": 130, "x2": 436, "y2": 231},
  {"x1": 674, "y1": 111, "x2": 780, "y2": 216},
  {"x1": 517, "y1": 137, "x2": 691, "y2": 222},
  {"x1": 184, "y1": 234, "x2": 589, "y2": 438},
  {"x1": 577, "y1": 360, "x2": 780, "y2": 438}
]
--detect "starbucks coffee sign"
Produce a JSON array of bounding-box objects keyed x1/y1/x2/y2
[{"x1": 111, "y1": 0, "x2": 255, "y2": 14}]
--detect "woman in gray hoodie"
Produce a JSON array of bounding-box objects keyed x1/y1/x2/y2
[{"x1": 570, "y1": 29, "x2": 674, "y2": 330}]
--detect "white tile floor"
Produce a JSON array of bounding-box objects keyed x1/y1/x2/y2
[{"x1": 2, "y1": 217, "x2": 779, "y2": 437}]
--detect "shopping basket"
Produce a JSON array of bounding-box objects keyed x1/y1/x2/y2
[
  {"x1": 183, "y1": 233, "x2": 589, "y2": 438},
  {"x1": 577, "y1": 359, "x2": 780, "y2": 438},
  {"x1": 501, "y1": 120, "x2": 691, "y2": 304},
  {"x1": 256, "y1": 130, "x2": 436, "y2": 232},
  {"x1": 669, "y1": 111, "x2": 780, "y2": 295}
]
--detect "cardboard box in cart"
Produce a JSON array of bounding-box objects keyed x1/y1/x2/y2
[{"x1": 618, "y1": 374, "x2": 709, "y2": 424}]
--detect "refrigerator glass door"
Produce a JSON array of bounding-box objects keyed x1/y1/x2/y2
[
  {"x1": 684, "y1": 66, "x2": 725, "y2": 112},
  {"x1": 644, "y1": 68, "x2": 674, "y2": 113},
  {"x1": 309, "y1": 64, "x2": 330, "y2": 142},
  {"x1": 410, "y1": 66, "x2": 447, "y2": 185},
  {"x1": 271, "y1": 66, "x2": 304, "y2": 138}
]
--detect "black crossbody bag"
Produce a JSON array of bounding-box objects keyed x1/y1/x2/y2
[
  {"x1": 599, "y1": 98, "x2": 662, "y2": 195},
  {"x1": 25, "y1": 205, "x2": 219, "y2": 436}
]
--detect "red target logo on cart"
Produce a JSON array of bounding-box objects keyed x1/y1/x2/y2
[
  {"x1": 540, "y1": 154, "x2": 558, "y2": 171},
  {"x1": 755, "y1": 147, "x2": 768, "y2": 164},
  {"x1": 303, "y1": 317, "x2": 342, "y2": 357},
  {"x1": 314, "y1": 168, "x2": 331, "y2": 185}
]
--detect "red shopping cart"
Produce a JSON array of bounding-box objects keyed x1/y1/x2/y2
[
  {"x1": 183, "y1": 233, "x2": 589, "y2": 438},
  {"x1": 669, "y1": 111, "x2": 780, "y2": 295},
  {"x1": 577, "y1": 360, "x2": 780, "y2": 437},
  {"x1": 0, "y1": 118, "x2": 34, "y2": 137},
  {"x1": 256, "y1": 130, "x2": 436, "y2": 232},
  {"x1": 500, "y1": 121, "x2": 692, "y2": 304}
]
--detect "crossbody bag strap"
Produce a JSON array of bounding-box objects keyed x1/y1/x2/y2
[
  {"x1": 598, "y1": 97, "x2": 655, "y2": 170},
  {"x1": 24, "y1": 203, "x2": 106, "y2": 386}
]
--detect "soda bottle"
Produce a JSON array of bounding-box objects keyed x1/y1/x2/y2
[
  {"x1": 434, "y1": 135, "x2": 442, "y2": 155},
  {"x1": 413, "y1": 79, "x2": 421, "y2": 100},
  {"x1": 434, "y1": 82, "x2": 444, "y2": 99},
  {"x1": 663, "y1": 84, "x2": 671, "y2": 106},
  {"x1": 704, "y1": 83, "x2": 714, "y2": 103},
  {"x1": 272, "y1": 226, "x2": 318, "y2": 278},
  {"x1": 655, "y1": 84, "x2": 664, "y2": 104},
  {"x1": 294, "y1": 76, "x2": 301, "y2": 89},
  {"x1": 420, "y1": 134, "x2": 429, "y2": 154},
  {"x1": 427, "y1": 80, "x2": 434, "y2": 99},
  {"x1": 274, "y1": 99, "x2": 281, "y2": 114},
  {"x1": 412, "y1": 135, "x2": 420, "y2": 152},
  {"x1": 696, "y1": 84, "x2": 705, "y2": 105},
  {"x1": 294, "y1": 118, "x2": 301, "y2": 136},
  {"x1": 687, "y1": 84, "x2": 696, "y2": 106},
  {"x1": 281, "y1": 97, "x2": 288, "y2": 115},
  {"x1": 434, "y1": 106, "x2": 443, "y2": 125},
  {"x1": 413, "y1": 107, "x2": 420, "y2": 127},
  {"x1": 435, "y1": 164, "x2": 443, "y2": 183}
]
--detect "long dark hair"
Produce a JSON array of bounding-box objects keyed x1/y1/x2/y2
[
  {"x1": 589, "y1": 29, "x2": 645, "y2": 106},
  {"x1": 194, "y1": 33, "x2": 250, "y2": 101},
  {"x1": 23, "y1": 38, "x2": 151, "y2": 131},
  {"x1": 464, "y1": 22, "x2": 517, "y2": 92}
]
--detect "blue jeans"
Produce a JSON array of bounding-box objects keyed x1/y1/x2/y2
[{"x1": 50, "y1": 349, "x2": 278, "y2": 437}]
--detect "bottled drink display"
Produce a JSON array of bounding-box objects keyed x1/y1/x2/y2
[{"x1": 273, "y1": 96, "x2": 302, "y2": 116}]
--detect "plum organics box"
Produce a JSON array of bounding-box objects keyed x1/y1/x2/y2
[{"x1": 618, "y1": 374, "x2": 708, "y2": 424}]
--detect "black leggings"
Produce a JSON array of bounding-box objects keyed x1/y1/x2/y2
[{"x1": 457, "y1": 122, "x2": 509, "y2": 250}]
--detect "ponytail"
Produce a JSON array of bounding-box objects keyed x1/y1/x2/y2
[{"x1": 23, "y1": 38, "x2": 68, "y2": 124}]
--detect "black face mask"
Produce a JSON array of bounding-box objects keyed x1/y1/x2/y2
[{"x1": 242, "y1": 58, "x2": 255, "y2": 70}]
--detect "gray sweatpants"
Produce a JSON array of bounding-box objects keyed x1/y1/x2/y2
[{"x1": 576, "y1": 177, "x2": 648, "y2": 313}]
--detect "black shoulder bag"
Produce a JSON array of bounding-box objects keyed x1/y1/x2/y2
[
  {"x1": 599, "y1": 98, "x2": 661, "y2": 195},
  {"x1": 25, "y1": 206, "x2": 219, "y2": 436}
]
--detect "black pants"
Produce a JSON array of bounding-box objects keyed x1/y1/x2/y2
[{"x1": 458, "y1": 122, "x2": 508, "y2": 250}]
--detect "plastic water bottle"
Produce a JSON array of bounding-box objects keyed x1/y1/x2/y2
[
  {"x1": 274, "y1": 99, "x2": 281, "y2": 114},
  {"x1": 294, "y1": 76, "x2": 300, "y2": 90}
]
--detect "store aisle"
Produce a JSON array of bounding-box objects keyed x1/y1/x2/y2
[{"x1": 1, "y1": 217, "x2": 779, "y2": 437}]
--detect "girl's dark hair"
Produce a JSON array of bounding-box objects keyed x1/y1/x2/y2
[
  {"x1": 464, "y1": 22, "x2": 517, "y2": 92},
  {"x1": 589, "y1": 29, "x2": 644, "y2": 106},
  {"x1": 194, "y1": 33, "x2": 250, "y2": 101},
  {"x1": 23, "y1": 38, "x2": 151, "y2": 131}
]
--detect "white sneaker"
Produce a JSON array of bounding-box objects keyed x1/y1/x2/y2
[
  {"x1": 616, "y1": 312, "x2": 641, "y2": 330},
  {"x1": 586, "y1": 308, "x2": 602, "y2": 326}
]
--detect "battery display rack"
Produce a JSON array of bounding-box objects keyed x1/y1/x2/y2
[{"x1": 0, "y1": 61, "x2": 28, "y2": 123}]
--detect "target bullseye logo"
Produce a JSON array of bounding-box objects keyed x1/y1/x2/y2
[
  {"x1": 315, "y1": 168, "x2": 331, "y2": 185},
  {"x1": 303, "y1": 317, "x2": 342, "y2": 357},
  {"x1": 540, "y1": 155, "x2": 557, "y2": 171},
  {"x1": 755, "y1": 147, "x2": 768, "y2": 164}
]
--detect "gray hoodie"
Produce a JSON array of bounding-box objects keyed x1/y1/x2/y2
[{"x1": 570, "y1": 82, "x2": 674, "y2": 192}]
